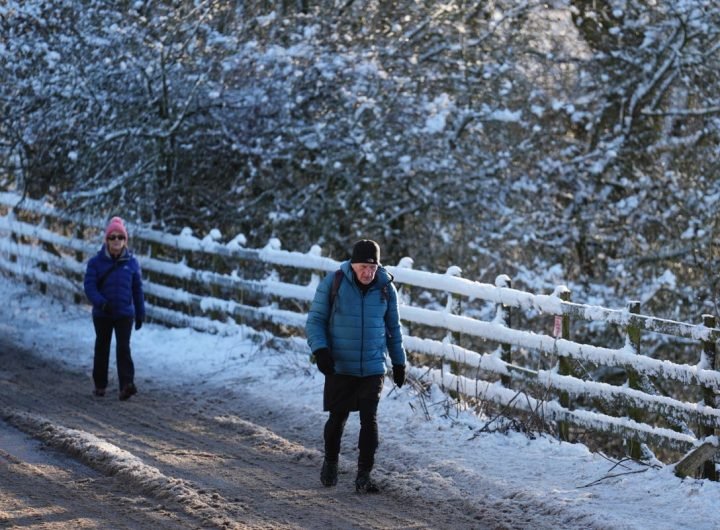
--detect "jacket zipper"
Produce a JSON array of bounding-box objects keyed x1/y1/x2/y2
[{"x1": 360, "y1": 290, "x2": 366, "y2": 376}]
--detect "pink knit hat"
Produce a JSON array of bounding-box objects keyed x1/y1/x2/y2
[{"x1": 105, "y1": 216, "x2": 128, "y2": 240}]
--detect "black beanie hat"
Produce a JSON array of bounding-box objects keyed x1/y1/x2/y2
[{"x1": 351, "y1": 239, "x2": 380, "y2": 265}]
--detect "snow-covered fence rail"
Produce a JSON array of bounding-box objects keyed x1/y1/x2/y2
[{"x1": 1, "y1": 192, "x2": 719, "y2": 477}]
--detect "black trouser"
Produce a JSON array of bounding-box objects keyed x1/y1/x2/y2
[
  {"x1": 92, "y1": 316, "x2": 134, "y2": 390},
  {"x1": 324, "y1": 398, "x2": 380, "y2": 472}
]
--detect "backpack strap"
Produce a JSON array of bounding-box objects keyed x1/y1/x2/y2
[
  {"x1": 97, "y1": 261, "x2": 120, "y2": 290},
  {"x1": 329, "y1": 269, "x2": 343, "y2": 308}
]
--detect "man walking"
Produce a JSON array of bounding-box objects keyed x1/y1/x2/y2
[{"x1": 306, "y1": 239, "x2": 407, "y2": 492}]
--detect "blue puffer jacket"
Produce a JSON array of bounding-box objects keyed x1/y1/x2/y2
[
  {"x1": 84, "y1": 246, "x2": 145, "y2": 320},
  {"x1": 305, "y1": 261, "x2": 406, "y2": 377}
]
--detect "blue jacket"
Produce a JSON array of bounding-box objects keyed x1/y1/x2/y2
[
  {"x1": 84, "y1": 246, "x2": 145, "y2": 320},
  {"x1": 305, "y1": 261, "x2": 406, "y2": 377}
]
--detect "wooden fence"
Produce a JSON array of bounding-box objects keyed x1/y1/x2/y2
[{"x1": 0, "y1": 191, "x2": 718, "y2": 479}]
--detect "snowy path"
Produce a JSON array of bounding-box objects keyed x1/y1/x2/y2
[
  {"x1": 4, "y1": 278, "x2": 716, "y2": 529},
  {"x1": 0, "y1": 337, "x2": 495, "y2": 529}
]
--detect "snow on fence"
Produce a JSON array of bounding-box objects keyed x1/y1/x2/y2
[{"x1": 0, "y1": 191, "x2": 718, "y2": 478}]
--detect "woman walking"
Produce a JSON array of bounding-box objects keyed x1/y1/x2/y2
[{"x1": 83, "y1": 216, "x2": 145, "y2": 400}]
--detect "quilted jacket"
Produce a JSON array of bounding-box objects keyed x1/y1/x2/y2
[
  {"x1": 84, "y1": 246, "x2": 145, "y2": 320},
  {"x1": 305, "y1": 260, "x2": 405, "y2": 377}
]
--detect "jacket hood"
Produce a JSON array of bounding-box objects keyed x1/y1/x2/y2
[
  {"x1": 340, "y1": 260, "x2": 392, "y2": 286},
  {"x1": 100, "y1": 245, "x2": 132, "y2": 260}
]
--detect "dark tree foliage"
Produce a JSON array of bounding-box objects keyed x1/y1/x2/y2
[{"x1": 1, "y1": 0, "x2": 719, "y2": 323}]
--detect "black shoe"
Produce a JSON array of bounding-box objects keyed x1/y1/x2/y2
[
  {"x1": 119, "y1": 383, "x2": 137, "y2": 401},
  {"x1": 355, "y1": 470, "x2": 380, "y2": 493},
  {"x1": 320, "y1": 459, "x2": 338, "y2": 487},
  {"x1": 93, "y1": 388, "x2": 106, "y2": 397}
]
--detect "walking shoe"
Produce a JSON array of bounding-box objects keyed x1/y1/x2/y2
[
  {"x1": 320, "y1": 459, "x2": 338, "y2": 487},
  {"x1": 355, "y1": 470, "x2": 380, "y2": 493},
  {"x1": 119, "y1": 383, "x2": 137, "y2": 401},
  {"x1": 93, "y1": 388, "x2": 106, "y2": 397}
]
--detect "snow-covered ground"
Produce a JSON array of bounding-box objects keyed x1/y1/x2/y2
[{"x1": 1, "y1": 274, "x2": 719, "y2": 530}]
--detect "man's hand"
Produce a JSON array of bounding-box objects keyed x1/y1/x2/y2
[
  {"x1": 314, "y1": 348, "x2": 334, "y2": 376},
  {"x1": 392, "y1": 365, "x2": 406, "y2": 388}
]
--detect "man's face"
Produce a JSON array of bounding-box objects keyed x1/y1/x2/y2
[{"x1": 351, "y1": 263, "x2": 378, "y2": 285}]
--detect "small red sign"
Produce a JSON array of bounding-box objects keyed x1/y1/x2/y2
[{"x1": 553, "y1": 316, "x2": 563, "y2": 338}]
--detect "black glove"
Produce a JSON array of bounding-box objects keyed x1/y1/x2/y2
[
  {"x1": 393, "y1": 365, "x2": 406, "y2": 388},
  {"x1": 314, "y1": 348, "x2": 334, "y2": 376},
  {"x1": 135, "y1": 316, "x2": 144, "y2": 330},
  {"x1": 100, "y1": 301, "x2": 112, "y2": 313}
]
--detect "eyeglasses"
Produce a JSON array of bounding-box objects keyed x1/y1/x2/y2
[{"x1": 107, "y1": 235, "x2": 126, "y2": 241}]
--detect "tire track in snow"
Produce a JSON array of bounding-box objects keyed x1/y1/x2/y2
[{"x1": 1, "y1": 408, "x2": 247, "y2": 529}]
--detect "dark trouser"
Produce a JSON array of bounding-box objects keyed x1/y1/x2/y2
[
  {"x1": 324, "y1": 398, "x2": 380, "y2": 472},
  {"x1": 92, "y1": 316, "x2": 134, "y2": 390}
]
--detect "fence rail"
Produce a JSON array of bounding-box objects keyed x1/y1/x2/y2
[{"x1": 1, "y1": 191, "x2": 719, "y2": 479}]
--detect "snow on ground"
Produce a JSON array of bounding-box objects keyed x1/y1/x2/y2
[{"x1": 1, "y1": 275, "x2": 719, "y2": 530}]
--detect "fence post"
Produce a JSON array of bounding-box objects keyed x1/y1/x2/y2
[
  {"x1": 557, "y1": 287, "x2": 572, "y2": 442},
  {"x1": 209, "y1": 253, "x2": 225, "y2": 323},
  {"x1": 495, "y1": 275, "x2": 512, "y2": 388},
  {"x1": 145, "y1": 239, "x2": 159, "y2": 324},
  {"x1": 701, "y1": 314, "x2": 718, "y2": 480},
  {"x1": 38, "y1": 215, "x2": 48, "y2": 294},
  {"x1": 9, "y1": 208, "x2": 18, "y2": 264},
  {"x1": 625, "y1": 300, "x2": 643, "y2": 460},
  {"x1": 443, "y1": 266, "x2": 463, "y2": 385}
]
